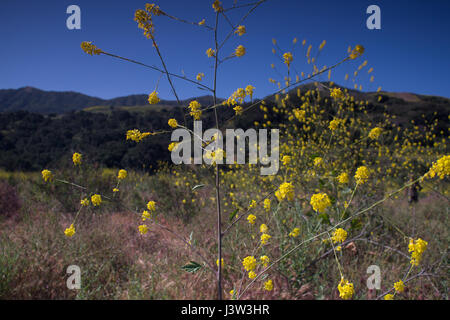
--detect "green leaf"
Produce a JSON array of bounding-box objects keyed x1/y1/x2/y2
[
  {"x1": 229, "y1": 209, "x2": 239, "y2": 222},
  {"x1": 181, "y1": 261, "x2": 203, "y2": 273},
  {"x1": 192, "y1": 184, "x2": 205, "y2": 191},
  {"x1": 318, "y1": 213, "x2": 330, "y2": 224}
]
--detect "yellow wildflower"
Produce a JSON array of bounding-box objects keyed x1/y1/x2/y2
[
  {"x1": 337, "y1": 172, "x2": 349, "y2": 184},
  {"x1": 369, "y1": 127, "x2": 382, "y2": 140},
  {"x1": 117, "y1": 169, "x2": 127, "y2": 180},
  {"x1": 138, "y1": 224, "x2": 149, "y2": 235},
  {"x1": 41, "y1": 169, "x2": 53, "y2": 182},
  {"x1": 206, "y1": 48, "x2": 215, "y2": 57},
  {"x1": 275, "y1": 182, "x2": 294, "y2": 201},
  {"x1": 147, "y1": 200, "x2": 156, "y2": 212},
  {"x1": 260, "y1": 224, "x2": 268, "y2": 233},
  {"x1": 196, "y1": 72, "x2": 205, "y2": 81},
  {"x1": 331, "y1": 228, "x2": 348, "y2": 243},
  {"x1": 235, "y1": 45, "x2": 246, "y2": 57},
  {"x1": 72, "y1": 153, "x2": 82, "y2": 166},
  {"x1": 247, "y1": 214, "x2": 256, "y2": 225},
  {"x1": 148, "y1": 90, "x2": 160, "y2": 104},
  {"x1": 355, "y1": 166, "x2": 370, "y2": 184},
  {"x1": 260, "y1": 233, "x2": 271, "y2": 245},
  {"x1": 310, "y1": 193, "x2": 331, "y2": 213},
  {"x1": 283, "y1": 52, "x2": 293, "y2": 67},
  {"x1": 289, "y1": 227, "x2": 300, "y2": 238},
  {"x1": 80, "y1": 198, "x2": 90, "y2": 206},
  {"x1": 394, "y1": 280, "x2": 405, "y2": 293},
  {"x1": 64, "y1": 224, "x2": 76, "y2": 237},
  {"x1": 264, "y1": 279, "x2": 273, "y2": 291},
  {"x1": 81, "y1": 41, "x2": 102, "y2": 55},
  {"x1": 337, "y1": 278, "x2": 354, "y2": 300},
  {"x1": 216, "y1": 258, "x2": 224, "y2": 268},
  {"x1": 425, "y1": 155, "x2": 450, "y2": 180},
  {"x1": 263, "y1": 198, "x2": 271, "y2": 212},
  {"x1": 330, "y1": 87, "x2": 344, "y2": 100},
  {"x1": 260, "y1": 255, "x2": 270, "y2": 268},
  {"x1": 235, "y1": 25, "x2": 246, "y2": 36},
  {"x1": 408, "y1": 238, "x2": 428, "y2": 266},
  {"x1": 91, "y1": 194, "x2": 102, "y2": 206},
  {"x1": 242, "y1": 256, "x2": 257, "y2": 271},
  {"x1": 212, "y1": 0, "x2": 222, "y2": 12},
  {"x1": 168, "y1": 118, "x2": 178, "y2": 128},
  {"x1": 126, "y1": 129, "x2": 151, "y2": 142}
]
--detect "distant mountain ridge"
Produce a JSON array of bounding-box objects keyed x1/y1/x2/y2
[
  {"x1": 0, "y1": 86, "x2": 221, "y2": 114},
  {"x1": 0, "y1": 85, "x2": 449, "y2": 115}
]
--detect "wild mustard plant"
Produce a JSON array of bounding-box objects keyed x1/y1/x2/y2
[{"x1": 39, "y1": 1, "x2": 449, "y2": 300}]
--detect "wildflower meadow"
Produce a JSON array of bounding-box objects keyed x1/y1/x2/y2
[{"x1": 0, "y1": 1, "x2": 448, "y2": 301}]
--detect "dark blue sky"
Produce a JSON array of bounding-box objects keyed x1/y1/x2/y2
[{"x1": 1, "y1": 0, "x2": 449, "y2": 100}]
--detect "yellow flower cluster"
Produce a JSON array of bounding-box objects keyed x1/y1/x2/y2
[
  {"x1": 188, "y1": 100, "x2": 202, "y2": 120},
  {"x1": 41, "y1": 169, "x2": 53, "y2": 182},
  {"x1": 264, "y1": 279, "x2": 273, "y2": 291},
  {"x1": 233, "y1": 105, "x2": 243, "y2": 115},
  {"x1": 168, "y1": 142, "x2": 179, "y2": 152},
  {"x1": 314, "y1": 157, "x2": 323, "y2": 167},
  {"x1": 329, "y1": 118, "x2": 344, "y2": 131},
  {"x1": 212, "y1": 0, "x2": 222, "y2": 12},
  {"x1": 369, "y1": 127, "x2": 382, "y2": 140},
  {"x1": 282, "y1": 155, "x2": 291, "y2": 166},
  {"x1": 394, "y1": 279, "x2": 405, "y2": 293},
  {"x1": 216, "y1": 258, "x2": 224, "y2": 268},
  {"x1": 260, "y1": 233, "x2": 271, "y2": 245},
  {"x1": 138, "y1": 224, "x2": 149, "y2": 235},
  {"x1": 81, "y1": 41, "x2": 102, "y2": 55},
  {"x1": 80, "y1": 198, "x2": 90, "y2": 206},
  {"x1": 134, "y1": 4, "x2": 162, "y2": 39},
  {"x1": 91, "y1": 194, "x2": 102, "y2": 206},
  {"x1": 168, "y1": 118, "x2": 178, "y2": 128},
  {"x1": 263, "y1": 198, "x2": 271, "y2": 211},
  {"x1": 235, "y1": 45, "x2": 246, "y2": 57},
  {"x1": 283, "y1": 52, "x2": 293, "y2": 67},
  {"x1": 275, "y1": 182, "x2": 294, "y2": 201},
  {"x1": 64, "y1": 224, "x2": 76, "y2": 237},
  {"x1": 355, "y1": 166, "x2": 370, "y2": 184},
  {"x1": 148, "y1": 90, "x2": 160, "y2": 104},
  {"x1": 196, "y1": 72, "x2": 205, "y2": 81},
  {"x1": 289, "y1": 227, "x2": 300, "y2": 238},
  {"x1": 293, "y1": 108, "x2": 306, "y2": 122},
  {"x1": 242, "y1": 256, "x2": 257, "y2": 271},
  {"x1": 118, "y1": 169, "x2": 127, "y2": 180},
  {"x1": 126, "y1": 129, "x2": 152, "y2": 142},
  {"x1": 259, "y1": 224, "x2": 268, "y2": 233},
  {"x1": 142, "y1": 210, "x2": 151, "y2": 221},
  {"x1": 425, "y1": 155, "x2": 450, "y2": 180},
  {"x1": 384, "y1": 294, "x2": 394, "y2": 300},
  {"x1": 226, "y1": 88, "x2": 246, "y2": 106},
  {"x1": 337, "y1": 278, "x2": 354, "y2": 299},
  {"x1": 247, "y1": 214, "x2": 256, "y2": 225},
  {"x1": 235, "y1": 25, "x2": 246, "y2": 36},
  {"x1": 408, "y1": 238, "x2": 428, "y2": 266},
  {"x1": 245, "y1": 85, "x2": 255, "y2": 99},
  {"x1": 260, "y1": 255, "x2": 269, "y2": 268},
  {"x1": 337, "y1": 172, "x2": 349, "y2": 184},
  {"x1": 349, "y1": 44, "x2": 365, "y2": 59},
  {"x1": 206, "y1": 48, "x2": 215, "y2": 58},
  {"x1": 73, "y1": 152, "x2": 82, "y2": 166},
  {"x1": 331, "y1": 228, "x2": 347, "y2": 243},
  {"x1": 310, "y1": 193, "x2": 331, "y2": 213},
  {"x1": 330, "y1": 87, "x2": 344, "y2": 100}
]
